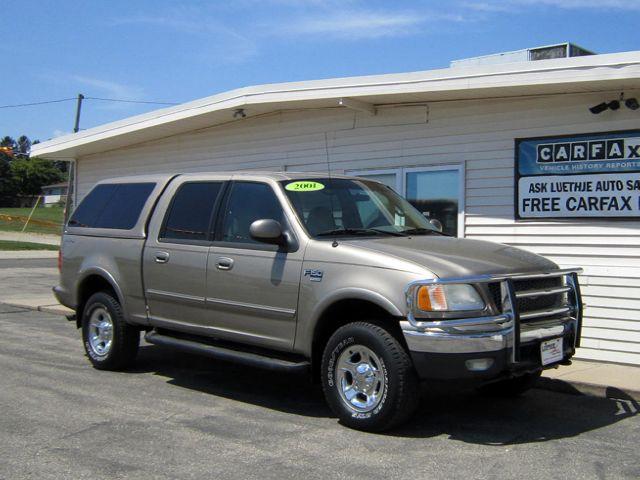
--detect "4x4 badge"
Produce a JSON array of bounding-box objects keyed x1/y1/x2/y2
[{"x1": 303, "y1": 269, "x2": 323, "y2": 282}]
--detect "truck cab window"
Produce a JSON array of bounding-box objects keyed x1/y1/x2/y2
[
  {"x1": 221, "y1": 182, "x2": 284, "y2": 244},
  {"x1": 68, "y1": 182, "x2": 155, "y2": 230},
  {"x1": 161, "y1": 182, "x2": 222, "y2": 242}
]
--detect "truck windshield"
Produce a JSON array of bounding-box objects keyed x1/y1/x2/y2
[{"x1": 280, "y1": 178, "x2": 441, "y2": 237}]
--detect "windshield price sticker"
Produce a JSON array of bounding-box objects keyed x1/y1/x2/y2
[
  {"x1": 516, "y1": 131, "x2": 640, "y2": 219},
  {"x1": 285, "y1": 181, "x2": 325, "y2": 192}
]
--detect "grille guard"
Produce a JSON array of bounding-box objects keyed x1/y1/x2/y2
[{"x1": 404, "y1": 268, "x2": 584, "y2": 364}]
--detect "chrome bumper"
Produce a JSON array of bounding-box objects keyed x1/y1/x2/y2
[
  {"x1": 401, "y1": 317, "x2": 577, "y2": 354},
  {"x1": 401, "y1": 269, "x2": 583, "y2": 364}
]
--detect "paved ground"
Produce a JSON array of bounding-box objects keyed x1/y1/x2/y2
[
  {"x1": 0, "y1": 305, "x2": 638, "y2": 480},
  {"x1": 0, "y1": 231, "x2": 60, "y2": 245},
  {"x1": 0, "y1": 258, "x2": 70, "y2": 315}
]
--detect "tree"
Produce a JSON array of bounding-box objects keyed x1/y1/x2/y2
[
  {"x1": 0, "y1": 134, "x2": 68, "y2": 206},
  {"x1": 10, "y1": 157, "x2": 65, "y2": 196},
  {"x1": 0, "y1": 137, "x2": 17, "y2": 203},
  {"x1": 0, "y1": 154, "x2": 14, "y2": 202}
]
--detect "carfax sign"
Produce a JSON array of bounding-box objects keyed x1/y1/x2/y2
[{"x1": 515, "y1": 130, "x2": 640, "y2": 219}]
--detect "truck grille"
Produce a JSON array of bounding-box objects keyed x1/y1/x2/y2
[
  {"x1": 488, "y1": 276, "x2": 570, "y2": 322},
  {"x1": 513, "y1": 277, "x2": 565, "y2": 313}
]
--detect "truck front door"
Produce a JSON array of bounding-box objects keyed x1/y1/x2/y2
[{"x1": 205, "y1": 180, "x2": 304, "y2": 351}]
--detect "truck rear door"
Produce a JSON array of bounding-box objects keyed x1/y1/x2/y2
[{"x1": 142, "y1": 175, "x2": 226, "y2": 330}]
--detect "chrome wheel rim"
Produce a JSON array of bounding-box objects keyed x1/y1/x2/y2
[
  {"x1": 336, "y1": 344, "x2": 386, "y2": 413},
  {"x1": 88, "y1": 307, "x2": 113, "y2": 356}
]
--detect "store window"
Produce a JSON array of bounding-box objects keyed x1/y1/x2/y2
[{"x1": 347, "y1": 165, "x2": 464, "y2": 237}]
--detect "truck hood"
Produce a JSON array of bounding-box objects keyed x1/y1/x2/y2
[{"x1": 340, "y1": 235, "x2": 558, "y2": 278}]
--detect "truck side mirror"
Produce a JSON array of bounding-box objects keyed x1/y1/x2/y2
[
  {"x1": 250, "y1": 219, "x2": 285, "y2": 245},
  {"x1": 429, "y1": 218, "x2": 443, "y2": 232}
]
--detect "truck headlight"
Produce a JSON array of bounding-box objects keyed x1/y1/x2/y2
[{"x1": 416, "y1": 284, "x2": 485, "y2": 312}]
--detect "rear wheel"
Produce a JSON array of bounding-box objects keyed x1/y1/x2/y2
[
  {"x1": 478, "y1": 371, "x2": 542, "y2": 397},
  {"x1": 321, "y1": 321, "x2": 419, "y2": 432},
  {"x1": 81, "y1": 291, "x2": 139, "y2": 370}
]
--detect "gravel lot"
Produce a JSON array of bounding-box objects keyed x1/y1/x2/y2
[{"x1": 0, "y1": 301, "x2": 638, "y2": 480}]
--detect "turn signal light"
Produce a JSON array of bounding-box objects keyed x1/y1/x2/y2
[{"x1": 417, "y1": 285, "x2": 448, "y2": 311}]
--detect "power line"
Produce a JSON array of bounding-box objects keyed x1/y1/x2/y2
[
  {"x1": 84, "y1": 96, "x2": 178, "y2": 106},
  {"x1": 0, "y1": 98, "x2": 76, "y2": 109},
  {"x1": 0, "y1": 96, "x2": 179, "y2": 109}
]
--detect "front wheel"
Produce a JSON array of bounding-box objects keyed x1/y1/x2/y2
[
  {"x1": 81, "y1": 291, "x2": 139, "y2": 370},
  {"x1": 321, "y1": 322, "x2": 419, "y2": 432}
]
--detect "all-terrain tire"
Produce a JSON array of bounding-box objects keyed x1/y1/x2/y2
[
  {"x1": 321, "y1": 321, "x2": 420, "y2": 432},
  {"x1": 81, "y1": 291, "x2": 139, "y2": 370}
]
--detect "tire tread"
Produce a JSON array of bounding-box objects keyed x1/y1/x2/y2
[
  {"x1": 321, "y1": 321, "x2": 419, "y2": 432},
  {"x1": 82, "y1": 291, "x2": 139, "y2": 371}
]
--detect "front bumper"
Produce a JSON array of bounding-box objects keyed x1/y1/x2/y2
[
  {"x1": 401, "y1": 269, "x2": 582, "y2": 382},
  {"x1": 402, "y1": 318, "x2": 576, "y2": 380}
]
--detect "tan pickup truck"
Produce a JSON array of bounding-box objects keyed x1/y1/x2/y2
[{"x1": 55, "y1": 172, "x2": 583, "y2": 431}]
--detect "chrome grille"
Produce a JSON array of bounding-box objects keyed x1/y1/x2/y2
[
  {"x1": 513, "y1": 277, "x2": 565, "y2": 314},
  {"x1": 488, "y1": 275, "x2": 571, "y2": 322}
]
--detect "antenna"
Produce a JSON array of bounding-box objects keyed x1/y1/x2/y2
[{"x1": 323, "y1": 132, "x2": 339, "y2": 247}]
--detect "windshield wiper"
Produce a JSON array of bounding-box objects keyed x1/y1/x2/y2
[
  {"x1": 401, "y1": 227, "x2": 448, "y2": 236},
  {"x1": 316, "y1": 228, "x2": 405, "y2": 237}
]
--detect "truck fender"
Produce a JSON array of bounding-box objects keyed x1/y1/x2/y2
[
  {"x1": 75, "y1": 266, "x2": 127, "y2": 318},
  {"x1": 311, "y1": 287, "x2": 404, "y2": 322},
  {"x1": 301, "y1": 287, "x2": 404, "y2": 354}
]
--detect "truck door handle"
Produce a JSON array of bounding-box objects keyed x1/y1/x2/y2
[
  {"x1": 216, "y1": 257, "x2": 234, "y2": 270},
  {"x1": 155, "y1": 251, "x2": 170, "y2": 263}
]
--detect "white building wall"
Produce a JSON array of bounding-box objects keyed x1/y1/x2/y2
[{"x1": 76, "y1": 90, "x2": 640, "y2": 365}]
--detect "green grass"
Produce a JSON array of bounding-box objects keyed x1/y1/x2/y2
[
  {"x1": 0, "y1": 206, "x2": 64, "y2": 235},
  {"x1": 0, "y1": 240, "x2": 59, "y2": 251}
]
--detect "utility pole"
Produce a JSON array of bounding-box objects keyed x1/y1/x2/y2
[
  {"x1": 65, "y1": 93, "x2": 84, "y2": 225},
  {"x1": 73, "y1": 93, "x2": 84, "y2": 133}
]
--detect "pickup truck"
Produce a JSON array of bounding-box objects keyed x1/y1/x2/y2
[{"x1": 55, "y1": 172, "x2": 583, "y2": 431}]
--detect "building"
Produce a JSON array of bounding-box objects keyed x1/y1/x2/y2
[
  {"x1": 41, "y1": 182, "x2": 68, "y2": 207},
  {"x1": 32, "y1": 48, "x2": 640, "y2": 365}
]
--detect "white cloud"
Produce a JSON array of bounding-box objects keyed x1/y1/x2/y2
[
  {"x1": 69, "y1": 75, "x2": 143, "y2": 101},
  {"x1": 112, "y1": 4, "x2": 468, "y2": 49},
  {"x1": 282, "y1": 11, "x2": 426, "y2": 39},
  {"x1": 111, "y1": 12, "x2": 258, "y2": 64},
  {"x1": 272, "y1": 9, "x2": 469, "y2": 40},
  {"x1": 52, "y1": 129, "x2": 70, "y2": 138},
  {"x1": 38, "y1": 72, "x2": 145, "y2": 112},
  {"x1": 463, "y1": 0, "x2": 640, "y2": 10}
]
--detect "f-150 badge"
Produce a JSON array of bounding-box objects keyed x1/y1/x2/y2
[{"x1": 303, "y1": 269, "x2": 323, "y2": 282}]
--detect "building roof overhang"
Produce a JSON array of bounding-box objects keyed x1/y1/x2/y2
[{"x1": 31, "y1": 51, "x2": 640, "y2": 160}]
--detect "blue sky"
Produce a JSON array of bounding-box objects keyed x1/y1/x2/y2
[{"x1": 2, "y1": 0, "x2": 639, "y2": 143}]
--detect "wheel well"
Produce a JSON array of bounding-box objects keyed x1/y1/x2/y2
[
  {"x1": 76, "y1": 275, "x2": 118, "y2": 327},
  {"x1": 310, "y1": 299, "x2": 404, "y2": 381}
]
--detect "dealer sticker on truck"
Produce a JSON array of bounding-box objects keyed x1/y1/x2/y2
[{"x1": 541, "y1": 338, "x2": 563, "y2": 366}]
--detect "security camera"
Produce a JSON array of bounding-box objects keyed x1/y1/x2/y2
[
  {"x1": 625, "y1": 98, "x2": 639, "y2": 110},
  {"x1": 607, "y1": 100, "x2": 620, "y2": 111},
  {"x1": 589, "y1": 102, "x2": 608, "y2": 114}
]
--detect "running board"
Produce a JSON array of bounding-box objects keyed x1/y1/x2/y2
[{"x1": 144, "y1": 331, "x2": 310, "y2": 374}]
